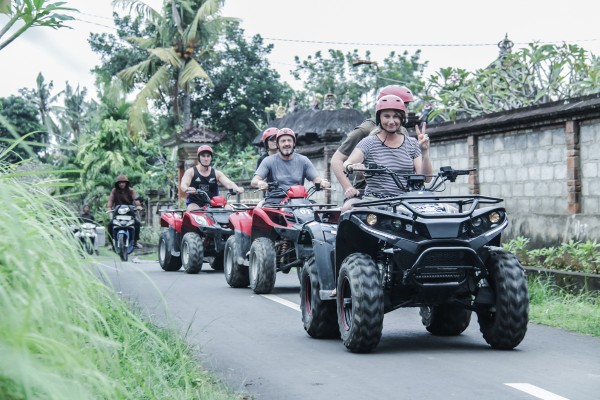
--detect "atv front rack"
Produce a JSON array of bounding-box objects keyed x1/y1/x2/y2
[{"x1": 353, "y1": 195, "x2": 503, "y2": 219}]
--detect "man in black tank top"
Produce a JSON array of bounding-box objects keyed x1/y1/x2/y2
[{"x1": 180, "y1": 145, "x2": 245, "y2": 211}]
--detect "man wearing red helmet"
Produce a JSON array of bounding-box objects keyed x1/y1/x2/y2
[
  {"x1": 251, "y1": 128, "x2": 330, "y2": 203},
  {"x1": 331, "y1": 85, "x2": 432, "y2": 200},
  {"x1": 256, "y1": 127, "x2": 279, "y2": 169},
  {"x1": 180, "y1": 145, "x2": 245, "y2": 211}
]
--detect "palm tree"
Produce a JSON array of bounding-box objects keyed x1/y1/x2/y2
[{"x1": 114, "y1": 0, "x2": 235, "y2": 136}]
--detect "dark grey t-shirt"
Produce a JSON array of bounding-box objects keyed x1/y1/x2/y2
[{"x1": 255, "y1": 153, "x2": 318, "y2": 196}]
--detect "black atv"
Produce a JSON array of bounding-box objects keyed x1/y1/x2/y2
[{"x1": 300, "y1": 165, "x2": 529, "y2": 353}]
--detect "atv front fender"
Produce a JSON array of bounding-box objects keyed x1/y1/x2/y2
[{"x1": 304, "y1": 222, "x2": 336, "y2": 299}]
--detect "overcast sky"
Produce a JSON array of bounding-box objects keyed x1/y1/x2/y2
[{"x1": 1, "y1": 0, "x2": 599, "y2": 99}]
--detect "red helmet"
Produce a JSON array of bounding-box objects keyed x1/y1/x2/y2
[
  {"x1": 276, "y1": 127, "x2": 296, "y2": 145},
  {"x1": 261, "y1": 127, "x2": 279, "y2": 147},
  {"x1": 377, "y1": 85, "x2": 414, "y2": 104},
  {"x1": 376, "y1": 95, "x2": 407, "y2": 126},
  {"x1": 197, "y1": 145, "x2": 213, "y2": 156}
]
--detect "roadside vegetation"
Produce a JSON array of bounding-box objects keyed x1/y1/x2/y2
[
  {"x1": 0, "y1": 169, "x2": 241, "y2": 399},
  {"x1": 503, "y1": 237, "x2": 600, "y2": 337},
  {"x1": 503, "y1": 236, "x2": 600, "y2": 274}
]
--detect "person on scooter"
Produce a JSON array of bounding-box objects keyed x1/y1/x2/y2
[
  {"x1": 80, "y1": 204, "x2": 95, "y2": 223},
  {"x1": 256, "y1": 127, "x2": 280, "y2": 169},
  {"x1": 180, "y1": 145, "x2": 245, "y2": 211},
  {"x1": 251, "y1": 128, "x2": 330, "y2": 205},
  {"x1": 106, "y1": 174, "x2": 143, "y2": 249},
  {"x1": 330, "y1": 85, "x2": 432, "y2": 200},
  {"x1": 341, "y1": 95, "x2": 428, "y2": 211}
]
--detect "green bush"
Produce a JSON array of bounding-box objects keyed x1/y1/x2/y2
[{"x1": 503, "y1": 236, "x2": 600, "y2": 274}]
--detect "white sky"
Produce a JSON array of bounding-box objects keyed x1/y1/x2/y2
[{"x1": 1, "y1": 0, "x2": 599, "y2": 99}]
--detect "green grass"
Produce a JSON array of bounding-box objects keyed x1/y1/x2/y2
[
  {"x1": 0, "y1": 171, "x2": 241, "y2": 399},
  {"x1": 528, "y1": 276, "x2": 600, "y2": 337}
]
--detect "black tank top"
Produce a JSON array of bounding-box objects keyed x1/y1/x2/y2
[{"x1": 188, "y1": 167, "x2": 219, "y2": 205}]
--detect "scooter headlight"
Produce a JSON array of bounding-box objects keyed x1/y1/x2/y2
[{"x1": 117, "y1": 206, "x2": 129, "y2": 215}]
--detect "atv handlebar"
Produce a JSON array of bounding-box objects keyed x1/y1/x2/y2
[{"x1": 350, "y1": 163, "x2": 474, "y2": 193}]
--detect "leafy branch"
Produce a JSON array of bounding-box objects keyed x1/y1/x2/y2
[{"x1": 0, "y1": 0, "x2": 77, "y2": 52}]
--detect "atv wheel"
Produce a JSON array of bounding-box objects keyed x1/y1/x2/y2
[
  {"x1": 118, "y1": 235, "x2": 128, "y2": 262},
  {"x1": 181, "y1": 232, "x2": 204, "y2": 274},
  {"x1": 158, "y1": 231, "x2": 181, "y2": 271},
  {"x1": 224, "y1": 236, "x2": 249, "y2": 287},
  {"x1": 301, "y1": 257, "x2": 339, "y2": 339},
  {"x1": 420, "y1": 303, "x2": 472, "y2": 336},
  {"x1": 476, "y1": 247, "x2": 529, "y2": 350},
  {"x1": 337, "y1": 253, "x2": 383, "y2": 353},
  {"x1": 249, "y1": 237, "x2": 276, "y2": 294},
  {"x1": 211, "y1": 251, "x2": 225, "y2": 271}
]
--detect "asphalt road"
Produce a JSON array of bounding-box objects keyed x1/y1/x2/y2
[{"x1": 96, "y1": 256, "x2": 600, "y2": 400}]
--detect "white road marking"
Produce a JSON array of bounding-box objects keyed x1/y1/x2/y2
[
  {"x1": 261, "y1": 294, "x2": 301, "y2": 312},
  {"x1": 505, "y1": 383, "x2": 570, "y2": 400}
]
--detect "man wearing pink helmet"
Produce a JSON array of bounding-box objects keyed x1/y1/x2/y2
[
  {"x1": 331, "y1": 85, "x2": 432, "y2": 200},
  {"x1": 180, "y1": 145, "x2": 244, "y2": 211},
  {"x1": 340, "y1": 95, "x2": 428, "y2": 211},
  {"x1": 251, "y1": 128, "x2": 330, "y2": 204}
]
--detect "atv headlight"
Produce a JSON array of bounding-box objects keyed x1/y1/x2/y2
[
  {"x1": 366, "y1": 214, "x2": 378, "y2": 226},
  {"x1": 192, "y1": 215, "x2": 208, "y2": 226},
  {"x1": 488, "y1": 212, "x2": 501, "y2": 224}
]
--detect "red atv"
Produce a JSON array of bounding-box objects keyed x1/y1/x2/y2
[
  {"x1": 224, "y1": 182, "x2": 335, "y2": 294},
  {"x1": 158, "y1": 190, "x2": 247, "y2": 273}
]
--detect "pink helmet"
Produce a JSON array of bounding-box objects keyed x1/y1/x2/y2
[
  {"x1": 375, "y1": 95, "x2": 407, "y2": 126},
  {"x1": 276, "y1": 127, "x2": 296, "y2": 145},
  {"x1": 377, "y1": 85, "x2": 414, "y2": 104},
  {"x1": 197, "y1": 145, "x2": 213, "y2": 156},
  {"x1": 261, "y1": 127, "x2": 279, "y2": 147}
]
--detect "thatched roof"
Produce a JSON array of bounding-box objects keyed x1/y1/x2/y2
[{"x1": 253, "y1": 108, "x2": 366, "y2": 146}]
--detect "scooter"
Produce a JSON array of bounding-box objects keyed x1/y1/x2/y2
[
  {"x1": 109, "y1": 205, "x2": 138, "y2": 262},
  {"x1": 75, "y1": 222, "x2": 97, "y2": 255}
]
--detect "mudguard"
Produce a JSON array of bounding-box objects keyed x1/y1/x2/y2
[
  {"x1": 304, "y1": 222, "x2": 336, "y2": 299},
  {"x1": 229, "y1": 210, "x2": 253, "y2": 236},
  {"x1": 160, "y1": 211, "x2": 183, "y2": 233}
]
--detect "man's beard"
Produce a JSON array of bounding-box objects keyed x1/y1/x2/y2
[{"x1": 279, "y1": 147, "x2": 294, "y2": 156}]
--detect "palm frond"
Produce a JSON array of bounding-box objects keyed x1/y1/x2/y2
[
  {"x1": 125, "y1": 36, "x2": 155, "y2": 49},
  {"x1": 148, "y1": 47, "x2": 183, "y2": 68},
  {"x1": 179, "y1": 58, "x2": 211, "y2": 87},
  {"x1": 117, "y1": 59, "x2": 155, "y2": 87},
  {"x1": 113, "y1": 0, "x2": 164, "y2": 25}
]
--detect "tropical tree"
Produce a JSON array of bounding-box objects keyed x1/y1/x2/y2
[
  {"x1": 89, "y1": 13, "x2": 155, "y2": 86},
  {"x1": 113, "y1": 0, "x2": 235, "y2": 136},
  {"x1": 0, "y1": 95, "x2": 44, "y2": 162},
  {"x1": 18, "y1": 73, "x2": 60, "y2": 152},
  {"x1": 423, "y1": 43, "x2": 600, "y2": 122},
  {"x1": 0, "y1": 0, "x2": 76, "y2": 51},
  {"x1": 193, "y1": 24, "x2": 292, "y2": 144},
  {"x1": 292, "y1": 49, "x2": 426, "y2": 113}
]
